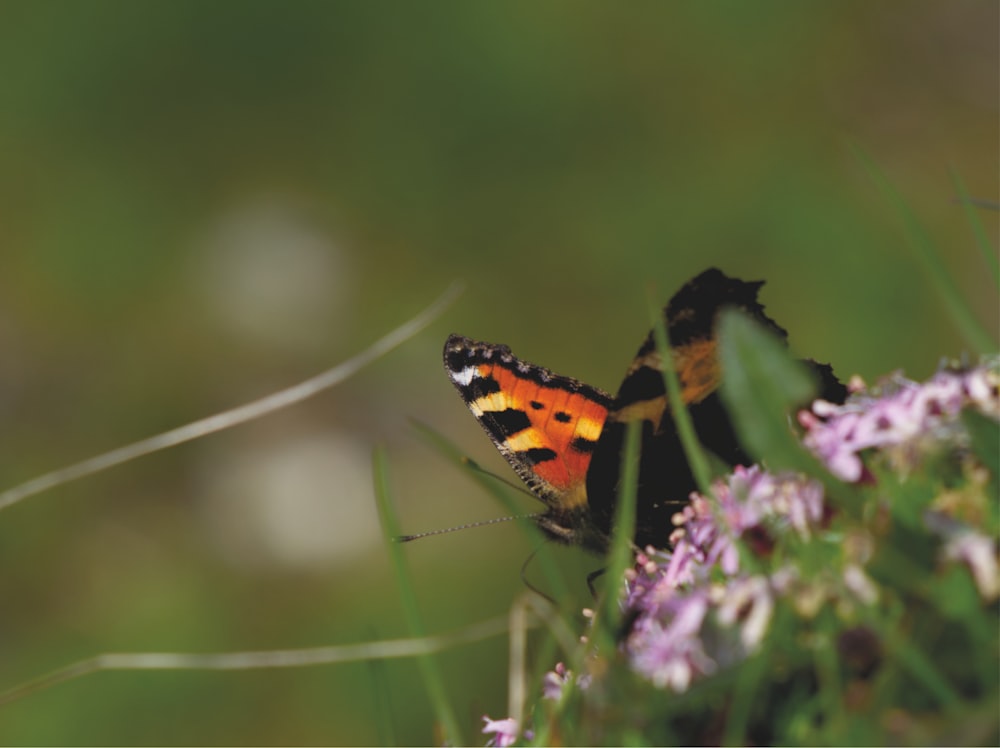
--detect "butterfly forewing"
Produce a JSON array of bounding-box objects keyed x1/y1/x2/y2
[{"x1": 443, "y1": 335, "x2": 612, "y2": 541}]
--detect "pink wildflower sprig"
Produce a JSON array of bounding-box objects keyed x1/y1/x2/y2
[
  {"x1": 481, "y1": 716, "x2": 532, "y2": 747},
  {"x1": 801, "y1": 362, "x2": 1000, "y2": 483},
  {"x1": 620, "y1": 361, "x2": 999, "y2": 693},
  {"x1": 800, "y1": 360, "x2": 1000, "y2": 600},
  {"x1": 622, "y1": 468, "x2": 845, "y2": 690}
]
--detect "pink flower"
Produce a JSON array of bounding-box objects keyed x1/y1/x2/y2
[
  {"x1": 542, "y1": 662, "x2": 570, "y2": 701},
  {"x1": 622, "y1": 469, "x2": 828, "y2": 690},
  {"x1": 716, "y1": 575, "x2": 774, "y2": 652},
  {"x1": 943, "y1": 530, "x2": 1000, "y2": 601},
  {"x1": 803, "y1": 364, "x2": 1000, "y2": 482},
  {"x1": 482, "y1": 716, "x2": 521, "y2": 747},
  {"x1": 627, "y1": 590, "x2": 714, "y2": 691}
]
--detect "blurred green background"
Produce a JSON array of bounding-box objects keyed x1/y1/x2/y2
[{"x1": 0, "y1": 1, "x2": 996, "y2": 744}]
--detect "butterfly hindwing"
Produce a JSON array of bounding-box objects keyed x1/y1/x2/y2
[{"x1": 586, "y1": 269, "x2": 791, "y2": 547}]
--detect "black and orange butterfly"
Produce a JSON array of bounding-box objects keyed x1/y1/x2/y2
[{"x1": 444, "y1": 268, "x2": 845, "y2": 552}]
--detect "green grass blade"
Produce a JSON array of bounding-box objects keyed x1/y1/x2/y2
[
  {"x1": 962, "y1": 409, "x2": 1000, "y2": 533},
  {"x1": 888, "y1": 637, "x2": 962, "y2": 709},
  {"x1": 717, "y1": 310, "x2": 816, "y2": 468},
  {"x1": 854, "y1": 147, "x2": 995, "y2": 353},
  {"x1": 533, "y1": 421, "x2": 642, "y2": 744},
  {"x1": 365, "y1": 642, "x2": 398, "y2": 747},
  {"x1": 722, "y1": 639, "x2": 768, "y2": 746},
  {"x1": 372, "y1": 445, "x2": 463, "y2": 745},
  {"x1": 717, "y1": 310, "x2": 861, "y2": 515},
  {"x1": 647, "y1": 289, "x2": 714, "y2": 497},
  {"x1": 950, "y1": 167, "x2": 1000, "y2": 292},
  {"x1": 594, "y1": 419, "x2": 641, "y2": 654}
]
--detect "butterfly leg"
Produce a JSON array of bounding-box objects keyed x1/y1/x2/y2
[
  {"x1": 586, "y1": 566, "x2": 607, "y2": 598},
  {"x1": 519, "y1": 547, "x2": 557, "y2": 604}
]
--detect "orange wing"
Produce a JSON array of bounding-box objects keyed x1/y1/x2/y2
[{"x1": 443, "y1": 334, "x2": 612, "y2": 518}]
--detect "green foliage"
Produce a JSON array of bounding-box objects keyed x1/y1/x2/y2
[
  {"x1": 717, "y1": 309, "x2": 864, "y2": 519},
  {"x1": 718, "y1": 309, "x2": 819, "y2": 468}
]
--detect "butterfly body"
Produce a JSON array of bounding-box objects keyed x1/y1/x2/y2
[{"x1": 444, "y1": 268, "x2": 845, "y2": 552}]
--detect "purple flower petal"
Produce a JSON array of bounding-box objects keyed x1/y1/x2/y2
[{"x1": 482, "y1": 716, "x2": 520, "y2": 747}]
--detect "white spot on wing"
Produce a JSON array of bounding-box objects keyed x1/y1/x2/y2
[{"x1": 450, "y1": 366, "x2": 477, "y2": 387}]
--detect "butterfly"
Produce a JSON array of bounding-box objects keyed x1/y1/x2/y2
[{"x1": 443, "y1": 268, "x2": 845, "y2": 552}]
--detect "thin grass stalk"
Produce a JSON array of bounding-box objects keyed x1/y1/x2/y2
[
  {"x1": 854, "y1": 148, "x2": 994, "y2": 353},
  {"x1": 0, "y1": 281, "x2": 463, "y2": 513},
  {"x1": 647, "y1": 288, "x2": 715, "y2": 498},
  {"x1": 372, "y1": 445, "x2": 463, "y2": 745},
  {"x1": 949, "y1": 167, "x2": 1000, "y2": 293},
  {"x1": 594, "y1": 419, "x2": 641, "y2": 653},
  {"x1": 0, "y1": 616, "x2": 510, "y2": 708}
]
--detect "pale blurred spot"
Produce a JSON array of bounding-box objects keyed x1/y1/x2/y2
[
  {"x1": 197, "y1": 430, "x2": 378, "y2": 570},
  {"x1": 193, "y1": 199, "x2": 353, "y2": 351}
]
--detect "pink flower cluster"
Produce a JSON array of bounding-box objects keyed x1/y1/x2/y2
[
  {"x1": 622, "y1": 466, "x2": 829, "y2": 690},
  {"x1": 801, "y1": 364, "x2": 999, "y2": 482},
  {"x1": 619, "y1": 361, "x2": 1000, "y2": 693}
]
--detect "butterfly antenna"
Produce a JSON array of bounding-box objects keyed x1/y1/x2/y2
[{"x1": 395, "y1": 513, "x2": 540, "y2": 543}]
